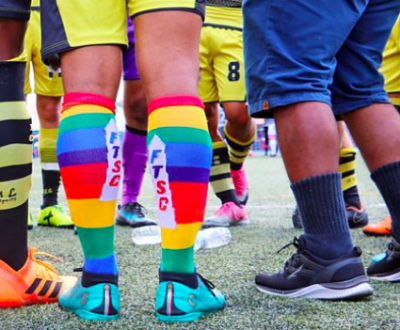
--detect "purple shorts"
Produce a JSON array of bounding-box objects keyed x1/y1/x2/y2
[{"x1": 123, "y1": 17, "x2": 140, "y2": 80}]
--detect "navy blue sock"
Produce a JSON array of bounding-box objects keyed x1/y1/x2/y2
[
  {"x1": 371, "y1": 161, "x2": 400, "y2": 242},
  {"x1": 291, "y1": 173, "x2": 353, "y2": 259}
]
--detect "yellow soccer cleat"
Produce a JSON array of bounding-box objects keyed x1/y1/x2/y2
[{"x1": 38, "y1": 205, "x2": 74, "y2": 229}]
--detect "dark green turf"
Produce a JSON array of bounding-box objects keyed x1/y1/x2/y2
[{"x1": 2, "y1": 157, "x2": 400, "y2": 330}]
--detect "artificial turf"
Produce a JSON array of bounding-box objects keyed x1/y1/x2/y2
[{"x1": 2, "y1": 156, "x2": 400, "y2": 330}]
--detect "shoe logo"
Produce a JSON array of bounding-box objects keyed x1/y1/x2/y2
[
  {"x1": 287, "y1": 265, "x2": 304, "y2": 279},
  {"x1": 43, "y1": 211, "x2": 54, "y2": 225},
  {"x1": 25, "y1": 279, "x2": 62, "y2": 298},
  {"x1": 188, "y1": 294, "x2": 196, "y2": 307},
  {"x1": 81, "y1": 292, "x2": 89, "y2": 306}
]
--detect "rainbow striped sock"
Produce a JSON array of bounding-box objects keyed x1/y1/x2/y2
[
  {"x1": 148, "y1": 96, "x2": 212, "y2": 274},
  {"x1": 57, "y1": 93, "x2": 121, "y2": 285}
]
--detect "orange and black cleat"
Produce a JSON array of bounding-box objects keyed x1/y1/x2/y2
[
  {"x1": 363, "y1": 216, "x2": 392, "y2": 237},
  {"x1": 0, "y1": 248, "x2": 76, "y2": 308}
]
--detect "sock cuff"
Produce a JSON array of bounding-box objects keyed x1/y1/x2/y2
[
  {"x1": 224, "y1": 125, "x2": 256, "y2": 147},
  {"x1": 340, "y1": 148, "x2": 357, "y2": 157},
  {"x1": 39, "y1": 127, "x2": 58, "y2": 138},
  {"x1": 0, "y1": 61, "x2": 26, "y2": 102},
  {"x1": 371, "y1": 161, "x2": 400, "y2": 182},
  {"x1": 125, "y1": 125, "x2": 147, "y2": 136},
  {"x1": 213, "y1": 141, "x2": 228, "y2": 149},
  {"x1": 62, "y1": 93, "x2": 116, "y2": 114},
  {"x1": 148, "y1": 95, "x2": 204, "y2": 114}
]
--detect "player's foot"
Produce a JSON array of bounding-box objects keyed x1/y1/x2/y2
[
  {"x1": 0, "y1": 248, "x2": 76, "y2": 308},
  {"x1": 367, "y1": 237, "x2": 400, "y2": 281},
  {"x1": 231, "y1": 167, "x2": 249, "y2": 205},
  {"x1": 59, "y1": 277, "x2": 120, "y2": 321},
  {"x1": 38, "y1": 205, "x2": 74, "y2": 228},
  {"x1": 116, "y1": 202, "x2": 157, "y2": 228},
  {"x1": 291, "y1": 207, "x2": 303, "y2": 229},
  {"x1": 291, "y1": 205, "x2": 369, "y2": 229},
  {"x1": 202, "y1": 202, "x2": 249, "y2": 228},
  {"x1": 363, "y1": 216, "x2": 392, "y2": 236},
  {"x1": 347, "y1": 204, "x2": 369, "y2": 228},
  {"x1": 255, "y1": 237, "x2": 373, "y2": 300},
  {"x1": 28, "y1": 211, "x2": 33, "y2": 230},
  {"x1": 156, "y1": 271, "x2": 225, "y2": 322}
]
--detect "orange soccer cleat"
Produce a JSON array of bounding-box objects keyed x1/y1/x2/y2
[
  {"x1": 0, "y1": 248, "x2": 76, "y2": 308},
  {"x1": 363, "y1": 216, "x2": 392, "y2": 237}
]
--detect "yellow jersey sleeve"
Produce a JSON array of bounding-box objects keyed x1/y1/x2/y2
[{"x1": 381, "y1": 16, "x2": 400, "y2": 94}]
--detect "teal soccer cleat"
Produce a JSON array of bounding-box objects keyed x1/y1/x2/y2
[
  {"x1": 59, "y1": 277, "x2": 120, "y2": 321},
  {"x1": 156, "y1": 271, "x2": 226, "y2": 322}
]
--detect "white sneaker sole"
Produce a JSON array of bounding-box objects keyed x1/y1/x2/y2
[
  {"x1": 256, "y1": 282, "x2": 374, "y2": 300},
  {"x1": 370, "y1": 271, "x2": 400, "y2": 282}
]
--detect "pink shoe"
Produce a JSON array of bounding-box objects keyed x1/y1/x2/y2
[
  {"x1": 203, "y1": 202, "x2": 250, "y2": 228},
  {"x1": 231, "y1": 167, "x2": 249, "y2": 205}
]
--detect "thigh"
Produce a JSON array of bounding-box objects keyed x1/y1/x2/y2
[
  {"x1": 41, "y1": 0, "x2": 127, "y2": 65},
  {"x1": 199, "y1": 27, "x2": 218, "y2": 103},
  {"x1": 332, "y1": 0, "x2": 400, "y2": 114},
  {"x1": 242, "y1": 0, "x2": 366, "y2": 117},
  {"x1": 133, "y1": 9, "x2": 203, "y2": 101},
  {"x1": 214, "y1": 28, "x2": 246, "y2": 103}
]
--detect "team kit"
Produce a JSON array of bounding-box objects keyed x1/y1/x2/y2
[{"x1": 1, "y1": 0, "x2": 400, "y2": 324}]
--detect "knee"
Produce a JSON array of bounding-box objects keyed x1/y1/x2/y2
[
  {"x1": 125, "y1": 92, "x2": 148, "y2": 128},
  {"x1": 37, "y1": 99, "x2": 61, "y2": 126}
]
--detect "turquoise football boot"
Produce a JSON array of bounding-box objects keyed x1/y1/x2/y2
[
  {"x1": 156, "y1": 271, "x2": 226, "y2": 322},
  {"x1": 59, "y1": 277, "x2": 120, "y2": 321}
]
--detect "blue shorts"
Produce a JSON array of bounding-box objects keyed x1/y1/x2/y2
[
  {"x1": 0, "y1": 0, "x2": 31, "y2": 20},
  {"x1": 243, "y1": 0, "x2": 400, "y2": 117}
]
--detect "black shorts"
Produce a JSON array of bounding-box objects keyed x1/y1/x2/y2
[{"x1": 0, "y1": 0, "x2": 31, "y2": 21}]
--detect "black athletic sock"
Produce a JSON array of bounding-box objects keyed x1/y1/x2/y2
[
  {"x1": 291, "y1": 173, "x2": 353, "y2": 259},
  {"x1": 0, "y1": 61, "x2": 31, "y2": 271},
  {"x1": 371, "y1": 162, "x2": 400, "y2": 242},
  {"x1": 42, "y1": 170, "x2": 60, "y2": 208}
]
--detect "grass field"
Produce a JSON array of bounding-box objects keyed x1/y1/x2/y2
[{"x1": 2, "y1": 156, "x2": 400, "y2": 330}]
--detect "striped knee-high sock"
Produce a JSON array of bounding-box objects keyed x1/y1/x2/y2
[
  {"x1": 0, "y1": 60, "x2": 31, "y2": 270},
  {"x1": 39, "y1": 128, "x2": 61, "y2": 207},
  {"x1": 210, "y1": 141, "x2": 240, "y2": 205},
  {"x1": 339, "y1": 148, "x2": 361, "y2": 209},
  {"x1": 57, "y1": 93, "x2": 121, "y2": 286},
  {"x1": 148, "y1": 96, "x2": 211, "y2": 274},
  {"x1": 224, "y1": 125, "x2": 255, "y2": 171}
]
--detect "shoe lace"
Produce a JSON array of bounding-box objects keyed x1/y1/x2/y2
[
  {"x1": 214, "y1": 202, "x2": 235, "y2": 215},
  {"x1": 198, "y1": 273, "x2": 215, "y2": 290},
  {"x1": 30, "y1": 249, "x2": 61, "y2": 280},
  {"x1": 275, "y1": 237, "x2": 301, "y2": 273},
  {"x1": 123, "y1": 202, "x2": 146, "y2": 217},
  {"x1": 53, "y1": 205, "x2": 65, "y2": 213}
]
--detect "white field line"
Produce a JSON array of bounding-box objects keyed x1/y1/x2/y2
[{"x1": 144, "y1": 203, "x2": 387, "y2": 211}]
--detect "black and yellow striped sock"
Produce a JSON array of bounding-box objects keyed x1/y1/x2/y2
[
  {"x1": 0, "y1": 60, "x2": 31, "y2": 270},
  {"x1": 339, "y1": 148, "x2": 361, "y2": 209},
  {"x1": 210, "y1": 141, "x2": 240, "y2": 205},
  {"x1": 39, "y1": 128, "x2": 60, "y2": 208},
  {"x1": 224, "y1": 126, "x2": 256, "y2": 171}
]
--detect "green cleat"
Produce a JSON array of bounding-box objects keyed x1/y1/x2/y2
[
  {"x1": 156, "y1": 271, "x2": 225, "y2": 322},
  {"x1": 59, "y1": 277, "x2": 120, "y2": 321},
  {"x1": 38, "y1": 205, "x2": 74, "y2": 228}
]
